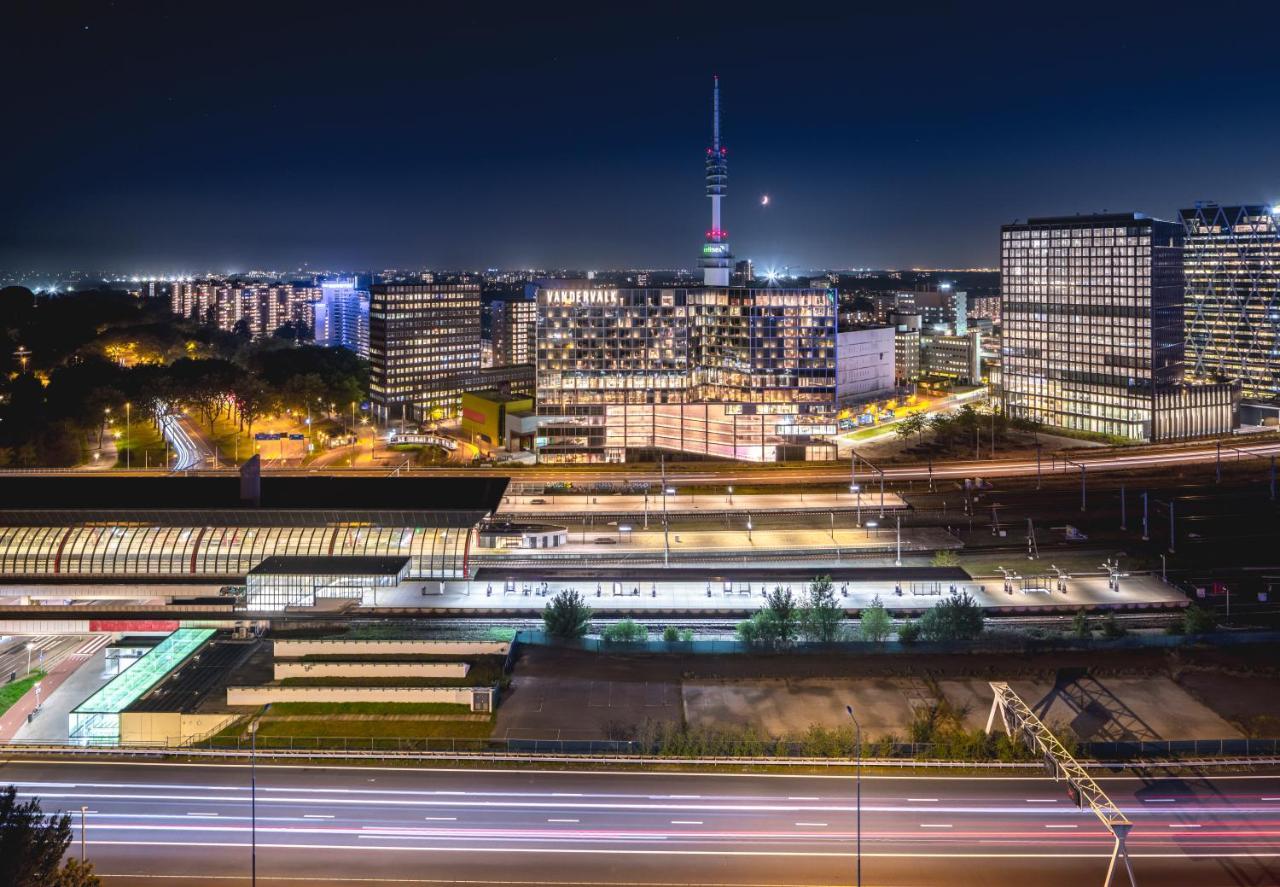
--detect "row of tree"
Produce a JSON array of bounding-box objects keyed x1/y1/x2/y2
[{"x1": 539, "y1": 580, "x2": 986, "y2": 647}]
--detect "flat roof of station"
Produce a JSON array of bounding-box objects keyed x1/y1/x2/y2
[{"x1": 249, "y1": 555, "x2": 411, "y2": 577}]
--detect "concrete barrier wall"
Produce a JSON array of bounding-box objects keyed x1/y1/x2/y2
[
  {"x1": 227, "y1": 685, "x2": 486, "y2": 707},
  {"x1": 274, "y1": 639, "x2": 508, "y2": 657},
  {"x1": 273, "y1": 661, "x2": 469, "y2": 680},
  {"x1": 119, "y1": 712, "x2": 239, "y2": 748}
]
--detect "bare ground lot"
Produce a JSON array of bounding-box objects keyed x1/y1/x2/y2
[{"x1": 497, "y1": 643, "x2": 1280, "y2": 742}]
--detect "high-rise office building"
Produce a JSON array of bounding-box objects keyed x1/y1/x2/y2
[
  {"x1": 1000, "y1": 212, "x2": 1237, "y2": 441},
  {"x1": 314, "y1": 278, "x2": 370, "y2": 358},
  {"x1": 533, "y1": 79, "x2": 836, "y2": 462},
  {"x1": 368, "y1": 282, "x2": 482, "y2": 423},
  {"x1": 489, "y1": 298, "x2": 536, "y2": 367},
  {"x1": 732, "y1": 259, "x2": 754, "y2": 286},
  {"x1": 1180, "y1": 204, "x2": 1280, "y2": 402}
]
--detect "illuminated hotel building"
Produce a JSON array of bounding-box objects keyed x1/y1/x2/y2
[
  {"x1": 368, "y1": 282, "x2": 482, "y2": 423},
  {"x1": 1000, "y1": 213, "x2": 1237, "y2": 441},
  {"x1": 535, "y1": 286, "x2": 836, "y2": 461},
  {"x1": 1180, "y1": 204, "x2": 1280, "y2": 402}
]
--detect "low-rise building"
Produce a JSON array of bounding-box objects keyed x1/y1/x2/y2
[{"x1": 921, "y1": 331, "x2": 982, "y2": 385}]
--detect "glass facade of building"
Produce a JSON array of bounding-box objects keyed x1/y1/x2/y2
[
  {"x1": 1180, "y1": 204, "x2": 1280, "y2": 402},
  {"x1": 1001, "y1": 213, "x2": 1238, "y2": 441},
  {"x1": 1000, "y1": 214, "x2": 1185, "y2": 440},
  {"x1": 369, "y1": 282, "x2": 482, "y2": 422},
  {"x1": 69, "y1": 628, "x2": 215, "y2": 744},
  {"x1": 0, "y1": 523, "x2": 469, "y2": 579},
  {"x1": 245, "y1": 556, "x2": 410, "y2": 610},
  {"x1": 535, "y1": 286, "x2": 836, "y2": 462},
  {"x1": 314, "y1": 278, "x2": 371, "y2": 359}
]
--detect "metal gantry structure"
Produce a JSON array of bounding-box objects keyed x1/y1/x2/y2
[{"x1": 985, "y1": 682, "x2": 1137, "y2": 887}]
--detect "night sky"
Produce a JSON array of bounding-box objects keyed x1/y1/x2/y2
[{"x1": 5, "y1": 3, "x2": 1280, "y2": 274}]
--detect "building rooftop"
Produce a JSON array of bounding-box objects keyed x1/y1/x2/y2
[
  {"x1": 0, "y1": 475, "x2": 509, "y2": 527},
  {"x1": 465, "y1": 389, "x2": 533, "y2": 404},
  {"x1": 248, "y1": 555, "x2": 411, "y2": 577}
]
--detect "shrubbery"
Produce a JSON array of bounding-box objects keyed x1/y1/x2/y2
[{"x1": 601, "y1": 619, "x2": 648, "y2": 644}]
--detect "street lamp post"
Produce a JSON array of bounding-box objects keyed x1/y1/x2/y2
[
  {"x1": 26, "y1": 642, "x2": 33, "y2": 675},
  {"x1": 895, "y1": 514, "x2": 902, "y2": 567},
  {"x1": 80, "y1": 805, "x2": 88, "y2": 863},
  {"x1": 248, "y1": 704, "x2": 271, "y2": 887},
  {"x1": 746, "y1": 516, "x2": 753, "y2": 543},
  {"x1": 850, "y1": 484, "x2": 862, "y2": 527},
  {"x1": 845, "y1": 705, "x2": 862, "y2": 887},
  {"x1": 727, "y1": 485, "x2": 733, "y2": 507},
  {"x1": 125, "y1": 401, "x2": 131, "y2": 470}
]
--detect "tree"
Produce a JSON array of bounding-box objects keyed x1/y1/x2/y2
[
  {"x1": 1182, "y1": 603, "x2": 1218, "y2": 635},
  {"x1": 930, "y1": 549, "x2": 960, "y2": 568},
  {"x1": 231, "y1": 378, "x2": 273, "y2": 440},
  {"x1": 542, "y1": 589, "x2": 592, "y2": 640},
  {"x1": 859, "y1": 595, "x2": 893, "y2": 643},
  {"x1": 799, "y1": 575, "x2": 845, "y2": 643},
  {"x1": 761, "y1": 586, "x2": 800, "y2": 647},
  {"x1": 898, "y1": 620, "x2": 921, "y2": 644},
  {"x1": 1100, "y1": 611, "x2": 1127, "y2": 639},
  {"x1": 919, "y1": 590, "x2": 985, "y2": 642},
  {"x1": 662, "y1": 626, "x2": 680, "y2": 643},
  {"x1": 0, "y1": 786, "x2": 102, "y2": 886},
  {"x1": 895, "y1": 411, "x2": 928, "y2": 443},
  {"x1": 1071, "y1": 608, "x2": 1090, "y2": 639}
]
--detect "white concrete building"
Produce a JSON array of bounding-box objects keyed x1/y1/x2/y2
[{"x1": 836, "y1": 325, "x2": 896, "y2": 406}]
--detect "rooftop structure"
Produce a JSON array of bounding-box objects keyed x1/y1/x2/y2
[
  {"x1": 701, "y1": 76, "x2": 731, "y2": 286},
  {"x1": 69, "y1": 628, "x2": 215, "y2": 744}
]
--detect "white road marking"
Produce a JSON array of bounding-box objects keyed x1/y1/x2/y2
[
  {"x1": 787, "y1": 796, "x2": 819, "y2": 801},
  {"x1": 1025, "y1": 799, "x2": 1058, "y2": 803},
  {"x1": 795, "y1": 822, "x2": 828, "y2": 827},
  {"x1": 186, "y1": 813, "x2": 218, "y2": 817},
  {"x1": 547, "y1": 818, "x2": 579, "y2": 823},
  {"x1": 920, "y1": 824, "x2": 953, "y2": 828},
  {"x1": 908, "y1": 798, "x2": 938, "y2": 802},
  {"x1": 423, "y1": 817, "x2": 457, "y2": 822},
  {"x1": 670, "y1": 820, "x2": 703, "y2": 825},
  {"x1": 1143, "y1": 798, "x2": 1176, "y2": 803},
  {"x1": 303, "y1": 815, "x2": 334, "y2": 819},
  {"x1": 1169, "y1": 824, "x2": 1202, "y2": 829},
  {"x1": 1045, "y1": 824, "x2": 1078, "y2": 829},
  {"x1": 73, "y1": 838, "x2": 1280, "y2": 861}
]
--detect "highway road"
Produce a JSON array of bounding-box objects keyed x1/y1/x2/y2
[
  {"x1": 3, "y1": 759, "x2": 1279, "y2": 885},
  {"x1": 9, "y1": 435, "x2": 1277, "y2": 486}
]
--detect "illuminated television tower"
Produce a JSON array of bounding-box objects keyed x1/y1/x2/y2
[{"x1": 701, "y1": 75, "x2": 732, "y2": 286}]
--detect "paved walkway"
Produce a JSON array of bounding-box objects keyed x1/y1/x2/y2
[
  {"x1": 475, "y1": 526, "x2": 955, "y2": 559},
  {"x1": 11, "y1": 648, "x2": 114, "y2": 743},
  {"x1": 498, "y1": 490, "x2": 907, "y2": 517}
]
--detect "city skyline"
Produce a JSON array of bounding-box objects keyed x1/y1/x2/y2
[{"x1": 5, "y1": 5, "x2": 1280, "y2": 273}]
